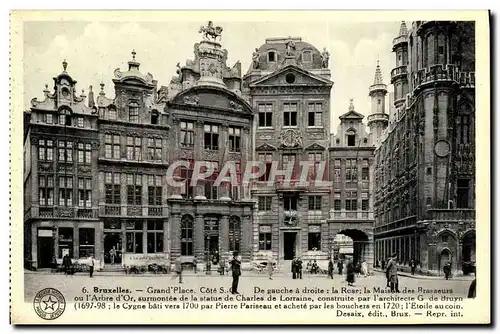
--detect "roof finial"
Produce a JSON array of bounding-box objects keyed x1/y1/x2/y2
[
  {"x1": 399, "y1": 21, "x2": 408, "y2": 36},
  {"x1": 100, "y1": 82, "x2": 105, "y2": 95},
  {"x1": 131, "y1": 49, "x2": 136, "y2": 60},
  {"x1": 349, "y1": 98, "x2": 355, "y2": 112},
  {"x1": 373, "y1": 60, "x2": 384, "y2": 85},
  {"x1": 62, "y1": 59, "x2": 68, "y2": 72}
]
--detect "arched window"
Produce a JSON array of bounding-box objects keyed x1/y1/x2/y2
[
  {"x1": 181, "y1": 215, "x2": 194, "y2": 256},
  {"x1": 129, "y1": 102, "x2": 139, "y2": 123},
  {"x1": 58, "y1": 108, "x2": 72, "y2": 126},
  {"x1": 302, "y1": 50, "x2": 312, "y2": 63},
  {"x1": 267, "y1": 51, "x2": 277, "y2": 63},
  {"x1": 151, "y1": 110, "x2": 159, "y2": 125},
  {"x1": 108, "y1": 106, "x2": 117, "y2": 120},
  {"x1": 229, "y1": 216, "x2": 241, "y2": 252}
]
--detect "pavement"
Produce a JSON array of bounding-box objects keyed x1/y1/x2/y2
[{"x1": 371, "y1": 268, "x2": 476, "y2": 281}]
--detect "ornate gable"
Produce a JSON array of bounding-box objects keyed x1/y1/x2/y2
[
  {"x1": 249, "y1": 65, "x2": 332, "y2": 87},
  {"x1": 305, "y1": 142, "x2": 326, "y2": 151},
  {"x1": 255, "y1": 143, "x2": 277, "y2": 151}
]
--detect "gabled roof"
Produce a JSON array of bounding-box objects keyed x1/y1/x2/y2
[{"x1": 249, "y1": 64, "x2": 333, "y2": 87}]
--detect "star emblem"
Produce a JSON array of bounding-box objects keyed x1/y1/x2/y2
[{"x1": 42, "y1": 296, "x2": 58, "y2": 311}]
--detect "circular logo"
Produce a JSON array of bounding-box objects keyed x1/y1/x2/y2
[{"x1": 33, "y1": 288, "x2": 66, "y2": 320}]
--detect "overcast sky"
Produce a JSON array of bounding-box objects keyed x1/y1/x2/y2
[{"x1": 23, "y1": 20, "x2": 401, "y2": 132}]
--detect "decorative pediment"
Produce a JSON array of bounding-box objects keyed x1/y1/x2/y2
[
  {"x1": 249, "y1": 65, "x2": 332, "y2": 87},
  {"x1": 339, "y1": 110, "x2": 365, "y2": 120},
  {"x1": 171, "y1": 86, "x2": 252, "y2": 114},
  {"x1": 305, "y1": 142, "x2": 326, "y2": 151},
  {"x1": 255, "y1": 143, "x2": 277, "y2": 151}
]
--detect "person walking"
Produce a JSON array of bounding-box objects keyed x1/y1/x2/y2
[
  {"x1": 193, "y1": 257, "x2": 197, "y2": 274},
  {"x1": 172, "y1": 257, "x2": 183, "y2": 283},
  {"x1": 219, "y1": 257, "x2": 226, "y2": 276},
  {"x1": 88, "y1": 254, "x2": 95, "y2": 278},
  {"x1": 361, "y1": 261, "x2": 368, "y2": 277},
  {"x1": 328, "y1": 258, "x2": 334, "y2": 279},
  {"x1": 386, "y1": 253, "x2": 399, "y2": 293},
  {"x1": 291, "y1": 257, "x2": 297, "y2": 279},
  {"x1": 110, "y1": 247, "x2": 116, "y2": 265},
  {"x1": 296, "y1": 257, "x2": 303, "y2": 279},
  {"x1": 337, "y1": 260, "x2": 344, "y2": 275},
  {"x1": 346, "y1": 259, "x2": 355, "y2": 286},
  {"x1": 230, "y1": 252, "x2": 241, "y2": 294},
  {"x1": 409, "y1": 259, "x2": 416, "y2": 275},
  {"x1": 267, "y1": 256, "x2": 274, "y2": 280},
  {"x1": 63, "y1": 253, "x2": 71, "y2": 275},
  {"x1": 443, "y1": 261, "x2": 452, "y2": 280}
]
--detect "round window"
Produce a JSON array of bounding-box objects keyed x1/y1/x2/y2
[{"x1": 285, "y1": 73, "x2": 296, "y2": 84}]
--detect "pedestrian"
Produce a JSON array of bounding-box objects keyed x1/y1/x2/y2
[
  {"x1": 110, "y1": 247, "x2": 116, "y2": 265},
  {"x1": 171, "y1": 257, "x2": 183, "y2": 283},
  {"x1": 443, "y1": 261, "x2": 452, "y2": 280},
  {"x1": 219, "y1": 257, "x2": 226, "y2": 276},
  {"x1": 346, "y1": 259, "x2": 355, "y2": 286},
  {"x1": 381, "y1": 259, "x2": 386, "y2": 270},
  {"x1": 292, "y1": 257, "x2": 297, "y2": 279},
  {"x1": 361, "y1": 261, "x2": 368, "y2": 277},
  {"x1": 296, "y1": 257, "x2": 303, "y2": 279},
  {"x1": 193, "y1": 257, "x2": 197, "y2": 274},
  {"x1": 386, "y1": 253, "x2": 399, "y2": 293},
  {"x1": 267, "y1": 256, "x2": 274, "y2": 280},
  {"x1": 328, "y1": 258, "x2": 334, "y2": 279},
  {"x1": 410, "y1": 259, "x2": 416, "y2": 275},
  {"x1": 337, "y1": 260, "x2": 344, "y2": 275},
  {"x1": 88, "y1": 254, "x2": 95, "y2": 278},
  {"x1": 230, "y1": 252, "x2": 241, "y2": 294},
  {"x1": 63, "y1": 253, "x2": 71, "y2": 275}
]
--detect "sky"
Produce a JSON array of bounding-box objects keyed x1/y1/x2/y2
[{"x1": 23, "y1": 20, "x2": 401, "y2": 133}]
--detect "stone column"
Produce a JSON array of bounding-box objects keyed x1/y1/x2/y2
[
  {"x1": 195, "y1": 214, "x2": 205, "y2": 260},
  {"x1": 409, "y1": 235, "x2": 413, "y2": 263},
  {"x1": 54, "y1": 227, "x2": 59, "y2": 260},
  {"x1": 142, "y1": 219, "x2": 147, "y2": 254},
  {"x1": 419, "y1": 233, "x2": 429, "y2": 272},
  {"x1": 170, "y1": 213, "x2": 181, "y2": 259},
  {"x1": 220, "y1": 215, "x2": 229, "y2": 255},
  {"x1": 194, "y1": 120, "x2": 206, "y2": 200},
  {"x1": 96, "y1": 221, "x2": 104, "y2": 269},
  {"x1": 163, "y1": 220, "x2": 169, "y2": 253},
  {"x1": 240, "y1": 214, "x2": 253, "y2": 262},
  {"x1": 366, "y1": 234, "x2": 374, "y2": 270},
  {"x1": 73, "y1": 223, "x2": 79, "y2": 259}
]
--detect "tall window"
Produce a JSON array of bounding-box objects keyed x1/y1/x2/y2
[
  {"x1": 258, "y1": 103, "x2": 273, "y2": 127},
  {"x1": 347, "y1": 134, "x2": 356, "y2": 146},
  {"x1": 282, "y1": 153, "x2": 296, "y2": 170},
  {"x1": 59, "y1": 111, "x2": 72, "y2": 126},
  {"x1": 204, "y1": 124, "x2": 219, "y2": 150},
  {"x1": 333, "y1": 159, "x2": 341, "y2": 183},
  {"x1": 333, "y1": 192, "x2": 341, "y2": 211},
  {"x1": 258, "y1": 196, "x2": 272, "y2": 211},
  {"x1": 38, "y1": 139, "x2": 54, "y2": 161},
  {"x1": 126, "y1": 221, "x2": 143, "y2": 253},
  {"x1": 258, "y1": 153, "x2": 273, "y2": 181},
  {"x1": 178, "y1": 159, "x2": 195, "y2": 199},
  {"x1": 58, "y1": 176, "x2": 73, "y2": 206},
  {"x1": 258, "y1": 225, "x2": 272, "y2": 250},
  {"x1": 458, "y1": 114, "x2": 471, "y2": 144},
  {"x1": 147, "y1": 221, "x2": 164, "y2": 253},
  {"x1": 204, "y1": 180, "x2": 218, "y2": 200},
  {"x1": 229, "y1": 127, "x2": 241, "y2": 152},
  {"x1": 308, "y1": 103, "x2": 323, "y2": 127},
  {"x1": 283, "y1": 194, "x2": 298, "y2": 211},
  {"x1": 268, "y1": 51, "x2": 276, "y2": 62},
  {"x1": 345, "y1": 191, "x2": 357, "y2": 211},
  {"x1": 105, "y1": 172, "x2": 121, "y2": 204},
  {"x1": 77, "y1": 117, "x2": 84, "y2": 128},
  {"x1": 302, "y1": 50, "x2": 312, "y2": 63},
  {"x1": 148, "y1": 175, "x2": 162, "y2": 206},
  {"x1": 79, "y1": 228, "x2": 95, "y2": 258},
  {"x1": 308, "y1": 196, "x2": 322, "y2": 211},
  {"x1": 283, "y1": 102, "x2": 298, "y2": 127},
  {"x1": 362, "y1": 199, "x2": 369, "y2": 211},
  {"x1": 181, "y1": 215, "x2": 194, "y2": 256},
  {"x1": 229, "y1": 216, "x2": 241, "y2": 252},
  {"x1": 308, "y1": 152, "x2": 322, "y2": 180},
  {"x1": 129, "y1": 102, "x2": 139, "y2": 123},
  {"x1": 126, "y1": 174, "x2": 142, "y2": 205},
  {"x1": 105, "y1": 134, "x2": 120, "y2": 159},
  {"x1": 45, "y1": 114, "x2": 53, "y2": 124},
  {"x1": 127, "y1": 136, "x2": 142, "y2": 161},
  {"x1": 457, "y1": 179, "x2": 471, "y2": 208},
  {"x1": 108, "y1": 107, "x2": 117, "y2": 120},
  {"x1": 180, "y1": 121, "x2": 195, "y2": 148},
  {"x1": 147, "y1": 138, "x2": 162, "y2": 161},
  {"x1": 151, "y1": 112, "x2": 159, "y2": 125},
  {"x1": 362, "y1": 167, "x2": 369, "y2": 181},
  {"x1": 77, "y1": 143, "x2": 92, "y2": 164},
  {"x1": 308, "y1": 225, "x2": 321, "y2": 251},
  {"x1": 346, "y1": 159, "x2": 358, "y2": 188},
  {"x1": 78, "y1": 178, "x2": 92, "y2": 207},
  {"x1": 39, "y1": 175, "x2": 54, "y2": 206},
  {"x1": 58, "y1": 141, "x2": 73, "y2": 163}
]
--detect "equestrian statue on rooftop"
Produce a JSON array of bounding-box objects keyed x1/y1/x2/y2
[{"x1": 199, "y1": 21, "x2": 223, "y2": 42}]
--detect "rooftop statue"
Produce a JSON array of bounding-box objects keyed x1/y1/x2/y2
[{"x1": 199, "y1": 21, "x2": 223, "y2": 42}]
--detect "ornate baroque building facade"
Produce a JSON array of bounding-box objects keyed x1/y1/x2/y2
[{"x1": 373, "y1": 21, "x2": 476, "y2": 275}]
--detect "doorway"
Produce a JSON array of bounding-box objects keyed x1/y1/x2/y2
[
  {"x1": 205, "y1": 234, "x2": 219, "y2": 264},
  {"x1": 38, "y1": 236, "x2": 54, "y2": 268},
  {"x1": 104, "y1": 232, "x2": 122, "y2": 265},
  {"x1": 283, "y1": 232, "x2": 297, "y2": 260},
  {"x1": 439, "y1": 249, "x2": 451, "y2": 273}
]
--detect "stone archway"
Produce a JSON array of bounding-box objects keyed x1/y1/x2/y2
[
  {"x1": 438, "y1": 248, "x2": 452, "y2": 275},
  {"x1": 461, "y1": 230, "x2": 476, "y2": 275},
  {"x1": 335, "y1": 229, "x2": 372, "y2": 268}
]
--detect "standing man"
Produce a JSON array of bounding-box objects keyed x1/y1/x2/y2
[
  {"x1": 409, "y1": 259, "x2": 416, "y2": 275},
  {"x1": 193, "y1": 257, "x2": 198, "y2": 274},
  {"x1": 386, "y1": 252, "x2": 399, "y2": 293},
  {"x1": 88, "y1": 254, "x2": 95, "y2": 278},
  {"x1": 443, "y1": 261, "x2": 452, "y2": 280},
  {"x1": 337, "y1": 259, "x2": 344, "y2": 275},
  {"x1": 296, "y1": 257, "x2": 303, "y2": 279},
  {"x1": 172, "y1": 257, "x2": 183, "y2": 284},
  {"x1": 328, "y1": 258, "x2": 334, "y2": 279},
  {"x1": 291, "y1": 257, "x2": 297, "y2": 279},
  {"x1": 267, "y1": 256, "x2": 274, "y2": 280},
  {"x1": 110, "y1": 246, "x2": 116, "y2": 265},
  {"x1": 230, "y1": 252, "x2": 241, "y2": 294},
  {"x1": 219, "y1": 256, "x2": 226, "y2": 276}
]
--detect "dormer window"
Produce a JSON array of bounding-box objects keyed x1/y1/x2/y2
[
  {"x1": 268, "y1": 51, "x2": 276, "y2": 63},
  {"x1": 302, "y1": 50, "x2": 312, "y2": 63},
  {"x1": 129, "y1": 102, "x2": 139, "y2": 123},
  {"x1": 151, "y1": 111, "x2": 159, "y2": 125},
  {"x1": 108, "y1": 107, "x2": 117, "y2": 120},
  {"x1": 347, "y1": 134, "x2": 356, "y2": 147},
  {"x1": 58, "y1": 109, "x2": 72, "y2": 126}
]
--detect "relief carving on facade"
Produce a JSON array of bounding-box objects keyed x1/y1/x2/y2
[
  {"x1": 184, "y1": 95, "x2": 200, "y2": 105},
  {"x1": 78, "y1": 165, "x2": 91, "y2": 174},
  {"x1": 179, "y1": 149, "x2": 194, "y2": 160},
  {"x1": 229, "y1": 101, "x2": 243, "y2": 111},
  {"x1": 58, "y1": 207, "x2": 74, "y2": 218},
  {"x1": 91, "y1": 142, "x2": 100, "y2": 150},
  {"x1": 279, "y1": 129, "x2": 303, "y2": 148},
  {"x1": 203, "y1": 150, "x2": 220, "y2": 161},
  {"x1": 39, "y1": 162, "x2": 53, "y2": 172}
]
